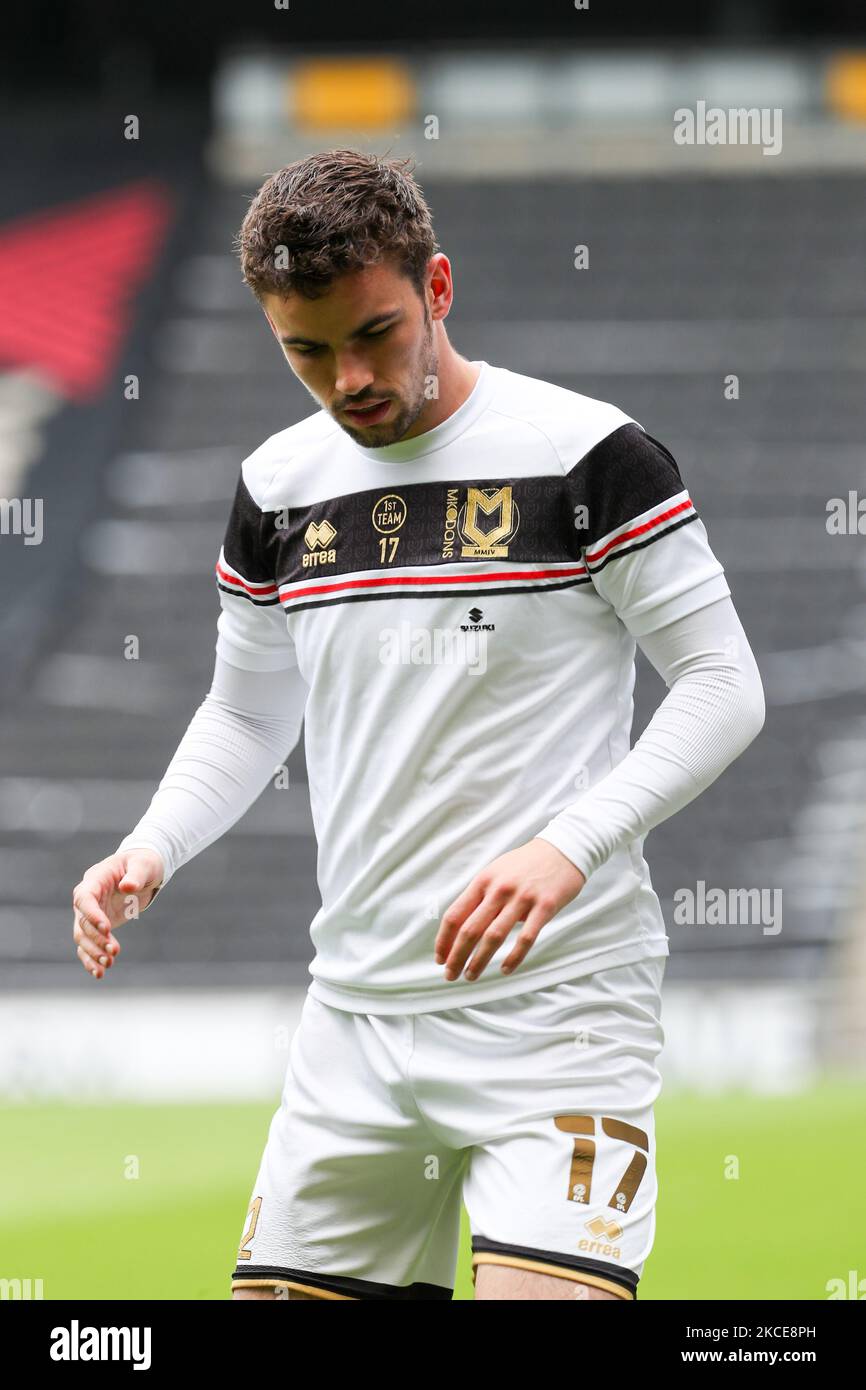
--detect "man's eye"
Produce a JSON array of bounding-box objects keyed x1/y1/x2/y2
[
  {"x1": 365, "y1": 325, "x2": 392, "y2": 338},
  {"x1": 294, "y1": 344, "x2": 321, "y2": 355}
]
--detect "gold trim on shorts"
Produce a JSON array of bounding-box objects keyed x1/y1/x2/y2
[
  {"x1": 471, "y1": 1252, "x2": 634, "y2": 1300},
  {"x1": 231, "y1": 1277, "x2": 358, "y2": 1300}
]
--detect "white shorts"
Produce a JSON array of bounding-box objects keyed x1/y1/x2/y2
[{"x1": 231, "y1": 954, "x2": 666, "y2": 1300}]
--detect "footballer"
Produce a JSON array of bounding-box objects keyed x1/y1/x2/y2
[{"x1": 72, "y1": 149, "x2": 765, "y2": 1301}]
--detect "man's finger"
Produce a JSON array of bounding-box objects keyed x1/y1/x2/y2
[
  {"x1": 441, "y1": 889, "x2": 514, "y2": 979},
  {"x1": 76, "y1": 944, "x2": 105, "y2": 978},
  {"x1": 433, "y1": 880, "x2": 486, "y2": 963},
  {"x1": 73, "y1": 885, "x2": 112, "y2": 934},
  {"x1": 76, "y1": 932, "x2": 111, "y2": 969},
  {"x1": 499, "y1": 902, "x2": 552, "y2": 973},
  {"x1": 462, "y1": 905, "x2": 527, "y2": 979},
  {"x1": 74, "y1": 908, "x2": 111, "y2": 949},
  {"x1": 120, "y1": 849, "x2": 164, "y2": 888},
  {"x1": 75, "y1": 917, "x2": 121, "y2": 962}
]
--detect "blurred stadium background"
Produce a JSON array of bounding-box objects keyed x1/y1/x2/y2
[{"x1": 1, "y1": 0, "x2": 865, "y2": 1300}]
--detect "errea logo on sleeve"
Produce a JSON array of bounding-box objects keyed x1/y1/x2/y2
[{"x1": 49, "y1": 1320, "x2": 152, "y2": 1371}]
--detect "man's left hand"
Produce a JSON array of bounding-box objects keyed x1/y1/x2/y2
[{"x1": 434, "y1": 838, "x2": 587, "y2": 983}]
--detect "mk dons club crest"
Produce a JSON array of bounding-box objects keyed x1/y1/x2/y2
[{"x1": 448, "y1": 485, "x2": 520, "y2": 559}]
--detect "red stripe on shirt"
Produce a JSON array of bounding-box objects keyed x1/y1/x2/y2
[
  {"x1": 279, "y1": 563, "x2": 588, "y2": 603},
  {"x1": 586, "y1": 497, "x2": 694, "y2": 565},
  {"x1": 215, "y1": 560, "x2": 279, "y2": 597}
]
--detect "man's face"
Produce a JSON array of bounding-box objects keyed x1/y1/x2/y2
[{"x1": 261, "y1": 257, "x2": 441, "y2": 446}]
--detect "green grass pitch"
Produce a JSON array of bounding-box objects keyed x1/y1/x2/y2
[{"x1": 2, "y1": 1079, "x2": 862, "y2": 1300}]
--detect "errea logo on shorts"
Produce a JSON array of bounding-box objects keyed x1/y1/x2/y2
[
  {"x1": 582, "y1": 1215, "x2": 623, "y2": 1260},
  {"x1": 49, "y1": 1320, "x2": 152, "y2": 1371},
  {"x1": 586, "y1": 1215, "x2": 623, "y2": 1242}
]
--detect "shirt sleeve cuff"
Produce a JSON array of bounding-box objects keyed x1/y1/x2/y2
[{"x1": 534, "y1": 825, "x2": 597, "y2": 881}]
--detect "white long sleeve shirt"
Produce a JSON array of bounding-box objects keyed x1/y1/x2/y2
[{"x1": 116, "y1": 360, "x2": 764, "y2": 1012}]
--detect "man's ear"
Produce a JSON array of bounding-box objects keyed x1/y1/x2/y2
[{"x1": 427, "y1": 253, "x2": 453, "y2": 321}]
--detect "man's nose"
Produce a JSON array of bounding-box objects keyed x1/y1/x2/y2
[{"x1": 334, "y1": 351, "x2": 375, "y2": 400}]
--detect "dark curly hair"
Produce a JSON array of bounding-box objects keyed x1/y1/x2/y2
[{"x1": 234, "y1": 148, "x2": 439, "y2": 302}]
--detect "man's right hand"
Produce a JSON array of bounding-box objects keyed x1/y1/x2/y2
[{"x1": 71, "y1": 849, "x2": 165, "y2": 980}]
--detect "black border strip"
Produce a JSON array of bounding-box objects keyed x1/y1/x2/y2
[
  {"x1": 231, "y1": 1263, "x2": 453, "y2": 1301},
  {"x1": 216, "y1": 580, "x2": 281, "y2": 607},
  {"x1": 277, "y1": 573, "x2": 594, "y2": 615}
]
